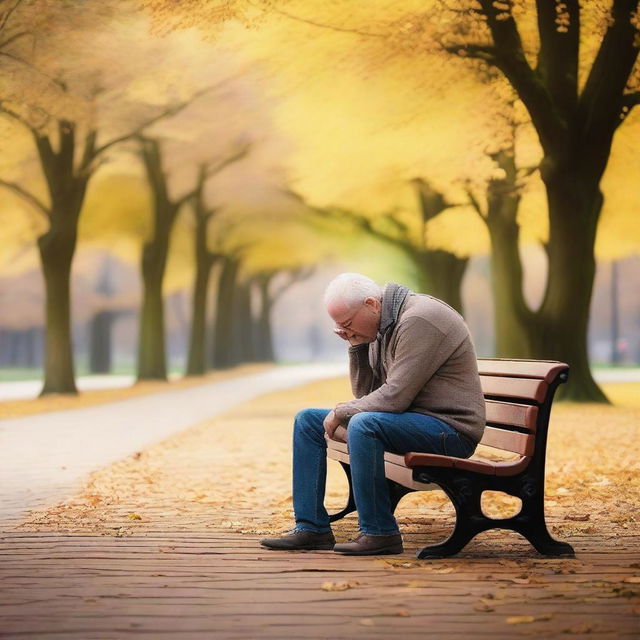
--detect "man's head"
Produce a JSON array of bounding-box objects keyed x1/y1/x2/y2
[{"x1": 324, "y1": 273, "x2": 382, "y2": 344}]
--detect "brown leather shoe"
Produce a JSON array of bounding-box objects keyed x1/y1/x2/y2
[
  {"x1": 333, "y1": 532, "x2": 403, "y2": 555},
  {"x1": 260, "y1": 529, "x2": 336, "y2": 551}
]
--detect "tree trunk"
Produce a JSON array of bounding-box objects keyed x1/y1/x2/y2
[
  {"x1": 38, "y1": 224, "x2": 78, "y2": 395},
  {"x1": 232, "y1": 278, "x2": 255, "y2": 364},
  {"x1": 186, "y1": 255, "x2": 215, "y2": 375},
  {"x1": 136, "y1": 138, "x2": 184, "y2": 382},
  {"x1": 484, "y1": 149, "x2": 532, "y2": 358},
  {"x1": 211, "y1": 256, "x2": 239, "y2": 369},
  {"x1": 88, "y1": 311, "x2": 115, "y2": 374},
  {"x1": 137, "y1": 236, "x2": 170, "y2": 381},
  {"x1": 186, "y1": 191, "x2": 217, "y2": 376},
  {"x1": 486, "y1": 218, "x2": 532, "y2": 358},
  {"x1": 414, "y1": 249, "x2": 468, "y2": 316},
  {"x1": 32, "y1": 123, "x2": 89, "y2": 396},
  {"x1": 254, "y1": 273, "x2": 275, "y2": 362},
  {"x1": 410, "y1": 179, "x2": 469, "y2": 316},
  {"x1": 529, "y1": 164, "x2": 608, "y2": 402}
]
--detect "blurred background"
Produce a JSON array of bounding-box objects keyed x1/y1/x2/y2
[{"x1": 0, "y1": 0, "x2": 638, "y2": 400}]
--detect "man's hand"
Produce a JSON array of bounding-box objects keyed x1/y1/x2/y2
[
  {"x1": 333, "y1": 327, "x2": 368, "y2": 347},
  {"x1": 323, "y1": 410, "x2": 341, "y2": 439}
]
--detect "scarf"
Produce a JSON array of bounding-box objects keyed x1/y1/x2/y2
[{"x1": 369, "y1": 282, "x2": 411, "y2": 386}]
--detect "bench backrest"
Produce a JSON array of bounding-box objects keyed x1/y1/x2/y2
[{"x1": 476, "y1": 358, "x2": 569, "y2": 469}]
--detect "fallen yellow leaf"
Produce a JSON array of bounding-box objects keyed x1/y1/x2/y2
[
  {"x1": 506, "y1": 614, "x2": 552, "y2": 625},
  {"x1": 321, "y1": 581, "x2": 359, "y2": 592},
  {"x1": 406, "y1": 580, "x2": 430, "y2": 588},
  {"x1": 506, "y1": 616, "x2": 535, "y2": 625}
]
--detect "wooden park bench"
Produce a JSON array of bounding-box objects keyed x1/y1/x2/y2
[{"x1": 326, "y1": 358, "x2": 575, "y2": 559}]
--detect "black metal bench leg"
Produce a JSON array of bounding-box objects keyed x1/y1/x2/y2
[
  {"x1": 416, "y1": 520, "x2": 484, "y2": 559},
  {"x1": 518, "y1": 522, "x2": 575, "y2": 556},
  {"x1": 416, "y1": 480, "x2": 486, "y2": 559},
  {"x1": 387, "y1": 479, "x2": 414, "y2": 514},
  {"x1": 513, "y1": 499, "x2": 575, "y2": 556},
  {"x1": 329, "y1": 462, "x2": 357, "y2": 522}
]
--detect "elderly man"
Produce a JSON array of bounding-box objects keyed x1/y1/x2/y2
[{"x1": 261, "y1": 273, "x2": 485, "y2": 555}]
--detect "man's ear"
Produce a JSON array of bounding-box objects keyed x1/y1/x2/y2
[{"x1": 364, "y1": 297, "x2": 381, "y2": 311}]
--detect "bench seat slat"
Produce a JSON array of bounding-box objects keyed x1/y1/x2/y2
[
  {"x1": 479, "y1": 426, "x2": 535, "y2": 455},
  {"x1": 485, "y1": 400, "x2": 538, "y2": 431},
  {"x1": 480, "y1": 375, "x2": 548, "y2": 403},
  {"x1": 327, "y1": 440, "x2": 532, "y2": 479},
  {"x1": 402, "y1": 451, "x2": 531, "y2": 477},
  {"x1": 477, "y1": 359, "x2": 569, "y2": 383}
]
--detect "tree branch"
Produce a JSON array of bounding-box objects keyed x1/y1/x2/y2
[
  {"x1": 579, "y1": 0, "x2": 640, "y2": 138},
  {"x1": 203, "y1": 143, "x2": 251, "y2": 180},
  {"x1": 473, "y1": 0, "x2": 567, "y2": 154},
  {"x1": 0, "y1": 28, "x2": 31, "y2": 50},
  {"x1": 442, "y1": 43, "x2": 497, "y2": 63},
  {"x1": 0, "y1": 47, "x2": 34, "y2": 71},
  {"x1": 282, "y1": 187, "x2": 413, "y2": 252},
  {"x1": 136, "y1": 136, "x2": 168, "y2": 205},
  {"x1": 90, "y1": 83, "x2": 222, "y2": 162},
  {"x1": 535, "y1": 0, "x2": 579, "y2": 116},
  {"x1": 58, "y1": 120, "x2": 75, "y2": 175},
  {"x1": 80, "y1": 130, "x2": 98, "y2": 174},
  {"x1": 410, "y1": 178, "x2": 454, "y2": 222},
  {"x1": 465, "y1": 186, "x2": 487, "y2": 223},
  {"x1": 272, "y1": 265, "x2": 315, "y2": 301},
  {"x1": 0, "y1": 178, "x2": 49, "y2": 217},
  {"x1": 246, "y1": 0, "x2": 385, "y2": 38},
  {"x1": 0, "y1": 0, "x2": 24, "y2": 34},
  {"x1": 175, "y1": 144, "x2": 251, "y2": 210},
  {"x1": 381, "y1": 211, "x2": 411, "y2": 242},
  {"x1": 29, "y1": 131, "x2": 60, "y2": 203},
  {"x1": 0, "y1": 103, "x2": 37, "y2": 132}
]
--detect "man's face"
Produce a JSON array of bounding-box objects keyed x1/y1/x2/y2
[{"x1": 326, "y1": 297, "x2": 382, "y2": 344}]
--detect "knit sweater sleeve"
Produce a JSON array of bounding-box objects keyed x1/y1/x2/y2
[
  {"x1": 334, "y1": 317, "x2": 456, "y2": 423},
  {"x1": 348, "y1": 343, "x2": 375, "y2": 399}
]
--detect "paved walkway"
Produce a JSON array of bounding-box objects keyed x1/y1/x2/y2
[
  {"x1": 2, "y1": 531, "x2": 637, "y2": 639},
  {"x1": 0, "y1": 363, "x2": 346, "y2": 529}
]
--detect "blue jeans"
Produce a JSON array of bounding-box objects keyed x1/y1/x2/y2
[{"x1": 292, "y1": 408, "x2": 476, "y2": 536}]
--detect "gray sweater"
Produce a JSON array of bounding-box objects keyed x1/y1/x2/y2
[{"x1": 333, "y1": 284, "x2": 486, "y2": 444}]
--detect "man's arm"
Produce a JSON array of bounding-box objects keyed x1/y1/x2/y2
[
  {"x1": 333, "y1": 317, "x2": 456, "y2": 424},
  {"x1": 334, "y1": 327, "x2": 375, "y2": 399},
  {"x1": 347, "y1": 343, "x2": 375, "y2": 399}
]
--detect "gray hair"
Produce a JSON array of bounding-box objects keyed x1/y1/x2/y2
[{"x1": 324, "y1": 272, "x2": 382, "y2": 309}]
